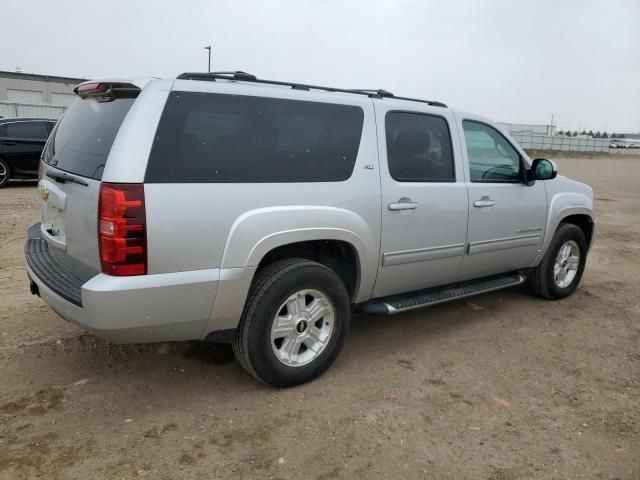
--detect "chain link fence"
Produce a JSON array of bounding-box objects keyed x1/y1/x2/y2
[{"x1": 511, "y1": 133, "x2": 609, "y2": 152}]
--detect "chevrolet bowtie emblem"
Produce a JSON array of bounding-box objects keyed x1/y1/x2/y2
[{"x1": 40, "y1": 187, "x2": 49, "y2": 201}]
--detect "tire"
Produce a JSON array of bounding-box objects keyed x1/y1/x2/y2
[
  {"x1": 232, "y1": 258, "x2": 350, "y2": 388},
  {"x1": 528, "y1": 223, "x2": 588, "y2": 299},
  {"x1": 0, "y1": 159, "x2": 10, "y2": 187}
]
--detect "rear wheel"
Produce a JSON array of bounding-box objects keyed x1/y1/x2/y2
[
  {"x1": 232, "y1": 258, "x2": 350, "y2": 387},
  {"x1": 528, "y1": 223, "x2": 587, "y2": 299},
  {"x1": 0, "y1": 159, "x2": 10, "y2": 187}
]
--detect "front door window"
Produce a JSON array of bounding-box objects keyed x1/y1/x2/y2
[{"x1": 463, "y1": 121, "x2": 521, "y2": 182}]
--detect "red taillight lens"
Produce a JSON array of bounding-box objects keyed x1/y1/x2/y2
[
  {"x1": 77, "y1": 82, "x2": 103, "y2": 93},
  {"x1": 98, "y1": 183, "x2": 146, "y2": 276}
]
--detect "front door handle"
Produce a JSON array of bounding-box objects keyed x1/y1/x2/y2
[
  {"x1": 388, "y1": 198, "x2": 418, "y2": 211},
  {"x1": 473, "y1": 196, "x2": 496, "y2": 208}
]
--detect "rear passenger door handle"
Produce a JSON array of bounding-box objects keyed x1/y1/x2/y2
[
  {"x1": 388, "y1": 198, "x2": 418, "y2": 211},
  {"x1": 473, "y1": 196, "x2": 496, "y2": 208}
]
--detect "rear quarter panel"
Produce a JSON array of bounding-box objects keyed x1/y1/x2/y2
[
  {"x1": 144, "y1": 81, "x2": 382, "y2": 303},
  {"x1": 101, "y1": 79, "x2": 173, "y2": 183}
]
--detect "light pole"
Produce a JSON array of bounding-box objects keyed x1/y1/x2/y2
[{"x1": 204, "y1": 45, "x2": 212, "y2": 73}]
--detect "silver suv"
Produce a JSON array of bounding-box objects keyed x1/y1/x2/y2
[{"x1": 25, "y1": 72, "x2": 595, "y2": 387}]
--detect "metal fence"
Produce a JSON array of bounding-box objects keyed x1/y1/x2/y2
[{"x1": 510, "y1": 133, "x2": 609, "y2": 153}]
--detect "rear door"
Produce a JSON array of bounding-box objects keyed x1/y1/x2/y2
[
  {"x1": 40, "y1": 93, "x2": 137, "y2": 269},
  {"x1": 372, "y1": 103, "x2": 469, "y2": 298}
]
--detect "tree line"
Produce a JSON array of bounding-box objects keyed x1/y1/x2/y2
[{"x1": 557, "y1": 130, "x2": 627, "y2": 138}]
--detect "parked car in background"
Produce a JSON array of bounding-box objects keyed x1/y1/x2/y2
[
  {"x1": 627, "y1": 142, "x2": 639, "y2": 149},
  {"x1": 609, "y1": 140, "x2": 626, "y2": 149},
  {"x1": 0, "y1": 117, "x2": 57, "y2": 187},
  {"x1": 25, "y1": 73, "x2": 595, "y2": 387}
]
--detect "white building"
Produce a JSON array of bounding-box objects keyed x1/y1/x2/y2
[
  {"x1": 497, "y1": 122, "x2": 556, "y2": 137},
  {"x1": 0, "y1": 70, "x2": 86, "y2": 119}
]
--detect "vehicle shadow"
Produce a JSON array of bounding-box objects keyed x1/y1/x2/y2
[
  {"x1": 31, "y1": 285, "x2": 534, "y2": 392},
  {"x1": 346, "y1": 285, "x2": 532, "y2": 355},
  {"x1": 6, "y1": 180, "x2": 38, "y2": 188}
]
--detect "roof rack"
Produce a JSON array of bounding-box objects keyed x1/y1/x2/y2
[
  {"x1": 176, "y1": 71, "x2": 447, "y2": 108},
  {"x1": 347, "y1": 89, "x2": 394, "y2": 98}
]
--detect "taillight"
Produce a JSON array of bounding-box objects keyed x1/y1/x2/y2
[
  {"x1": 76, "y1": 82, "x2": 103, "y2": 94},
  {"x1": 98, "y1": 183, "x2": 147, "y2": 276},
  {"x1": 74, "y1": 81, "x2": 140, "y2": 100}
]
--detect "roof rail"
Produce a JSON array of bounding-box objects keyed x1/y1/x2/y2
[
  {"x1": 348, "y1": 89, "x2": 395, "y2": 99},
  {"x1": 176, "y1": 71, "x2": 447, "y2": 108}
]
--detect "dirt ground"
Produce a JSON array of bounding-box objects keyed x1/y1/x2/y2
[{"x1": 1, "y1": 155, "x2": 638, "y2": 480}]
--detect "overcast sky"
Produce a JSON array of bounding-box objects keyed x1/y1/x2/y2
[{"x1": 4, "y1": 0, "x2": 639, "y2": 132}]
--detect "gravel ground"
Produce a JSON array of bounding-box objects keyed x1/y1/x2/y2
[{"x1": 0, "y1": 155, "x2": 638, "y2": 480}]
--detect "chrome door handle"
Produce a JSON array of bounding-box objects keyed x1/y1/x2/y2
[
  {"x1": 473, "y1": 196, "x2": 496, "y2": 208},
  {"x1": 388, "y1": 198, "x2": 418, "y2": 211}
]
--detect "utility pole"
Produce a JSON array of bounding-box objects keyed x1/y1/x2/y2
[{"x1": 204, "y1": 45, "x2": 212, "y2": 73}]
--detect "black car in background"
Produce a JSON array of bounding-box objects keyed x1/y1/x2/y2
[{"x1": 0, "y1": 117, "x2": 57, "y2": 187}]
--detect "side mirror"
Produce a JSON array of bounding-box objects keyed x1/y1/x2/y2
[{"x1": 530, "y1": 158, "x2": 558, "y2": 181}]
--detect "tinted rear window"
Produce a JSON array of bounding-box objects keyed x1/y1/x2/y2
[
  {"x1": 42, "y1": 97, "x2": 135, "y2": 180},
  {"x1": 386, "y1": 112, "x2": 455, "y2": 182},
  {"x1": 145, "y1": 92, "x2": 364, "y2": 183}
]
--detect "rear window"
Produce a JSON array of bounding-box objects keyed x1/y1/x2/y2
[
  {"x1": 42, "y1": 97, "x2": 135, "y2": 180},
  {"x1": 145, "y1": 92, "x2": 364, "y2": 183}
]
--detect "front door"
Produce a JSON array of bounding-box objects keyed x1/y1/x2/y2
[
  {"x1": 373, "y1": 106, "x2": 469, "y2": 298},
  {"x1": 458, "y1": 119, "x2": 547, "y2": 280}
]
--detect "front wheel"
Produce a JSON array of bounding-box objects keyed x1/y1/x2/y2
[
  {"x1": 232, "y1": 259, "x2": 350, "y2": 387},
  {"x1": 528, "y1": 223, "x2": 588, "y2": 299}
]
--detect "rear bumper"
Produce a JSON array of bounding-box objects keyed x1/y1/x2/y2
[
  {"x1": 25, "y1": 223, "x2": 98, "y2": 307},
  {"x1": 25, "y1": 223, "x2": 222, "y2": 343}
]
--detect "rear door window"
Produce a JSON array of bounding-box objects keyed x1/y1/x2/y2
[
  {"x1": 145, "y1": 92, "x2": 364, "y2": 183},
  {"x1": 385, "y1": 112, "x2": 455, "y2": 182},
  {"x1": 42, "y1": 97, "x2": 136, "y2": 180}
]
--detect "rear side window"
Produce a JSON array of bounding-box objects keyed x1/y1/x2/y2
[
  {"x1": 145, "y1": 92, "x2": 364, "y2": 183},
  {"x1": 42, "y1": 97, "x2": 135, "y2": 180},
  {"x1": 385, "y1": 112, "x2": 455, "y2": 182},
  {"x1": 4, "y1": 121, "x2": 50, "y2": 139}
]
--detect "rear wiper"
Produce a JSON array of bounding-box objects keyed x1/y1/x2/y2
[{"x1": 46, "y1": 170, "x2": 89, "y2": 186}]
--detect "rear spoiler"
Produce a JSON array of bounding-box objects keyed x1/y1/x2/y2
[{"x1": 73, "y1": 81, "x2": 140, "y2": 100}]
